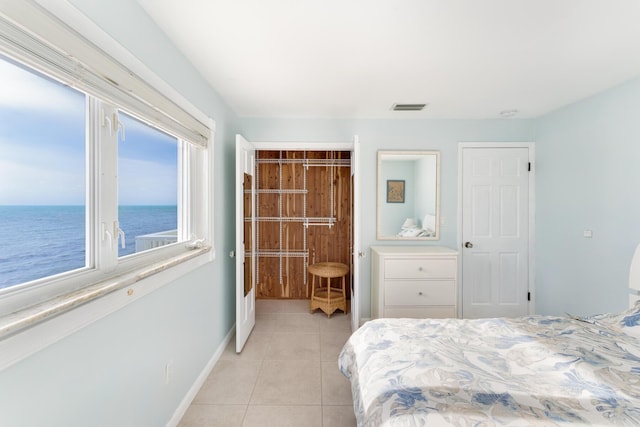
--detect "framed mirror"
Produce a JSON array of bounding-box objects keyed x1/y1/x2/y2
[{"x1": 377, "y1": 150, "x2": 440, "y2": 240}]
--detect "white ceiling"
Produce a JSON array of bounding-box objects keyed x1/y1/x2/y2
[{"x1": 137, "y1": 0, "x2": 640, "y2": 119}]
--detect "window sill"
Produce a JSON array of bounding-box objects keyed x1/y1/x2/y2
[{"x1": 0, "y1": 246, "x2": 213, "y2": 371}]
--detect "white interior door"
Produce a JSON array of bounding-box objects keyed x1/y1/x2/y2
[
  {"x1": 350, "y1": 137, "x2": 360, "y2": 331},
  {"x1": 461, "y1": 146, "x2": 531, "y2": 318},
  {"x1": 236, "y1": 134, "x2": 256, "y2": 352}
]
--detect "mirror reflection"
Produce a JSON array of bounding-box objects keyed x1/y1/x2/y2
[{"x1": 377, "y1": 150, "x2": 440, "y2": 240}]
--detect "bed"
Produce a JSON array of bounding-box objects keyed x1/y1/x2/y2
[{"x1": 339, "y1": 245, "x2": 640, "y2": 426}]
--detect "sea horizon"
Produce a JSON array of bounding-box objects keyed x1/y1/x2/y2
[
  {"x1": 0, "y1": 204, "x2": 177, "y2": 207},
  {"x1": 0, "y1": 205, "x2": 178, "y2": 289}
]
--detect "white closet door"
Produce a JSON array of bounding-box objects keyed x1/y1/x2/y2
[
  {"x1": 351, "y1": 137, "x2": 361, "y2": 331},
  {"x1": 461, "y1": 146, "x2": 530, "y2": 319},
  {"x1": 235, "y1": 134, "x2": 256, "y2": 352}
]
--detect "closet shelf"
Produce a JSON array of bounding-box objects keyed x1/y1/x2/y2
[
  {"x1": 256, "y1": 158, "x2": 351, "y2": 168},
  {"x1": 247, "y1": 251, "x2": 308, "y2": 258},
  {"x1": 247, "y1": 189, "x2": 308, "y2": 195},
  {"x1": 247, "y1": 216, "x2": 335, "y2": 223},
  {"x1": 306, "y1": 222, "x2": 334, "y2": 228}
]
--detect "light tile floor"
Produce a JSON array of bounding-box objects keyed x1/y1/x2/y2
[{"x1": 178, "y1": 299, "x2": 357, "y2": 427}]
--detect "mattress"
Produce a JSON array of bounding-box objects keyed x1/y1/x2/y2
[{"x1": 339, "y1": 305, "x2": 640, "y2": 426}]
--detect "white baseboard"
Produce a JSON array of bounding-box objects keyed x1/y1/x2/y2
[{"x1": 166, "y1": 324, "x2": 236, "y2": 427}]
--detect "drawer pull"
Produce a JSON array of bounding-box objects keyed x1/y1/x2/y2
[
  {"x1": 418, "y1": 267, "x2": 423, "y2": 272},
  {"x1": 418, "y1": 291, "x2": 423, "y2": 296}
]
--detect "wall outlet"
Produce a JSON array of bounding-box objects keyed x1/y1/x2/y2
[{"x1": 583, "y1": 230, "x2": 593, "y2": 238}]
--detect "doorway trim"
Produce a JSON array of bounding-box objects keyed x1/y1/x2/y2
[
  {"x1": 457, "y1": 142, "x2": 536, "y2": 317},
  {"x1": 246, "y1": 139, "x2": 360, "y2": 330},
  {"x1": 252, "y1": 142, "x2": 353, "y2": 150}
]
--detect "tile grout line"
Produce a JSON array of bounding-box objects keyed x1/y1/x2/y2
[
  {"x1": 182, "y1": 300, "x2": 353, "y2": 426},
  {"x1": 245, "y1": 343, "x2": 267, "y2": 408}
]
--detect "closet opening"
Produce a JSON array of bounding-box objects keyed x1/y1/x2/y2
[{"x1": 252, "y1": 150, "x2": 352, "y2": 303}]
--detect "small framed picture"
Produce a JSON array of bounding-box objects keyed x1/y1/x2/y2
[{"x1": 386, "y1": 180, "x2": 405, "y2": 203}]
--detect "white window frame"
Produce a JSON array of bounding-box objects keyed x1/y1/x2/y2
[{"x1": 0, "y1": 0, "x2": 215, "y2": 369}]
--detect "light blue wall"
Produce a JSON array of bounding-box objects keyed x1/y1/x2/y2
[
  {"x1": 240, "y1": 118, "x2": 538, "y2": 318},
  {"x1": 535, "y1": 75, "x2": 640, "y2": 316},
  {"x1": 0, "y1": 1, "x2": 240, "y2": 426}
]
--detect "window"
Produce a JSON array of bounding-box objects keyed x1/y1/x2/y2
[
  {"x1": 0, "y1": 54, "x2": 87, "y2": 289},
  {"x1": 0, "y1": 4, "x2": 212, "y2": 325},
  {"x1": 117, "y1": 112, "x2": 181, "y2": 258}
]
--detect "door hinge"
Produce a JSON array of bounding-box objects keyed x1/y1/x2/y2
[
  {"x1": 527, "y1": 292, "x2": 531, "y2": 301},
  {"x1": 528, "y1": 162, "x2": 531, "y2": 172}
]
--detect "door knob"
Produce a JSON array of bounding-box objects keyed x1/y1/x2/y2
[{"x1": 464, "y1": 242, "x2": 473, "y2": 248}]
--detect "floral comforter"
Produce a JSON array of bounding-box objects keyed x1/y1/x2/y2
[{"x1": 339, "y1": 309, "x2": 640, "y2": 426}]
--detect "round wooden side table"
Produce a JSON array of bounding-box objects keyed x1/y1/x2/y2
[{"x1": 308, "y1": 262, "x2": 349, "y2": 317}]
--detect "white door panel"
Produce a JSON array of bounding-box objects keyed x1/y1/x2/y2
[
  {"x1": 351, "y1": 137, "x2": 361, "y2": 332},
  {"x1": 462, "y1": 147, "x2": 530, "y2": 318},
  {"x1": 236, "y1": 134, "x2": 256, "y2": 352},
  {"x1": 472, "y1": 186, "x2": 491, "y2": 236},
  {"x1": 498, "y1": 252, "x2": 519, "y2": 303}
]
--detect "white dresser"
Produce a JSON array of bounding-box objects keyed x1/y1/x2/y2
[{"x1": 371, "y1": 246, "x2": 458, "y2": 319}]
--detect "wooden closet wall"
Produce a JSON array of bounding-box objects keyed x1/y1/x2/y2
[{"x1": 254, "y1": 150, "x2": 352, "y2": 299}]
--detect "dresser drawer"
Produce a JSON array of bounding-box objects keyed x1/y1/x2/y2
[
  {"x1": 384, "y1": 306, "x2": 456, "y2": 319},
  {"x1": 384, "y1": 258, "x2": 456, "y2": 279},
  {"x1": 371, "y1": 246, "x2": 459, "y2": 321},
  {"x1": 384, "y1": 280, "x2": 455, "y2": 306}
]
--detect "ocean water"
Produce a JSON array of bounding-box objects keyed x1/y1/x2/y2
[{"x1": 0, "y1": 205, "x2": 177, "y2": 289}]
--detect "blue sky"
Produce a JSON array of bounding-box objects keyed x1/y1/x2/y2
[
  {"x1": 0, "y1": 54, "x2": 178, "y2": 206},
  {"x1": 118, "y1": 113, "x2": 178, "y2": 205}
]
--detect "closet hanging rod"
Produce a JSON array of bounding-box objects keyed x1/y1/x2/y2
[
  {"x1": 304, "y1": 164, "x2": 350, "y2": 170},
  {"x1": 252, "y1": 251, "x2": 308, "y2": 258},
  {"x1": 245, "y1": 189, "x2": 308, "y2": 195},
  {"x1": 304, "y1": 159, "x2": 351, "y2": 170},
  {"x1": 246, "y1": 217, "x2": 306, "y2": 222},
  {"x1": 305, "y1": 217, "x2": 336, "y2": 223},
  {"x1": 305, "y1": 222, "x2": 334, "y2": 228},
  {"x1": 255, "y1": 158, "x2": 350, "y2": 166},
  {"x1": 246, "y1": 216, "x2": 335, "y2": 223},
  {"x1": 304, "y1": 218, "x2": 336, "y2": 228}
]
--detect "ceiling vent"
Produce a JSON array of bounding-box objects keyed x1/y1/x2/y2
[
  {"x1": 500, "y1": 109, "x2": 519, "y2": 118},
  {"x1": 391, "y1": 103, "x2": 427, "y2": 111}
]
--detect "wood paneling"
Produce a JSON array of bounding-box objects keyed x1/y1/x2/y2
[{"x1": 253, "y1": 150, "x2": 352, "y2": 300}]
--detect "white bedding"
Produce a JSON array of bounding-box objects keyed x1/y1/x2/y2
[{"x1": 339, "y1": 305, "x2": 640, "y2": 426}]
